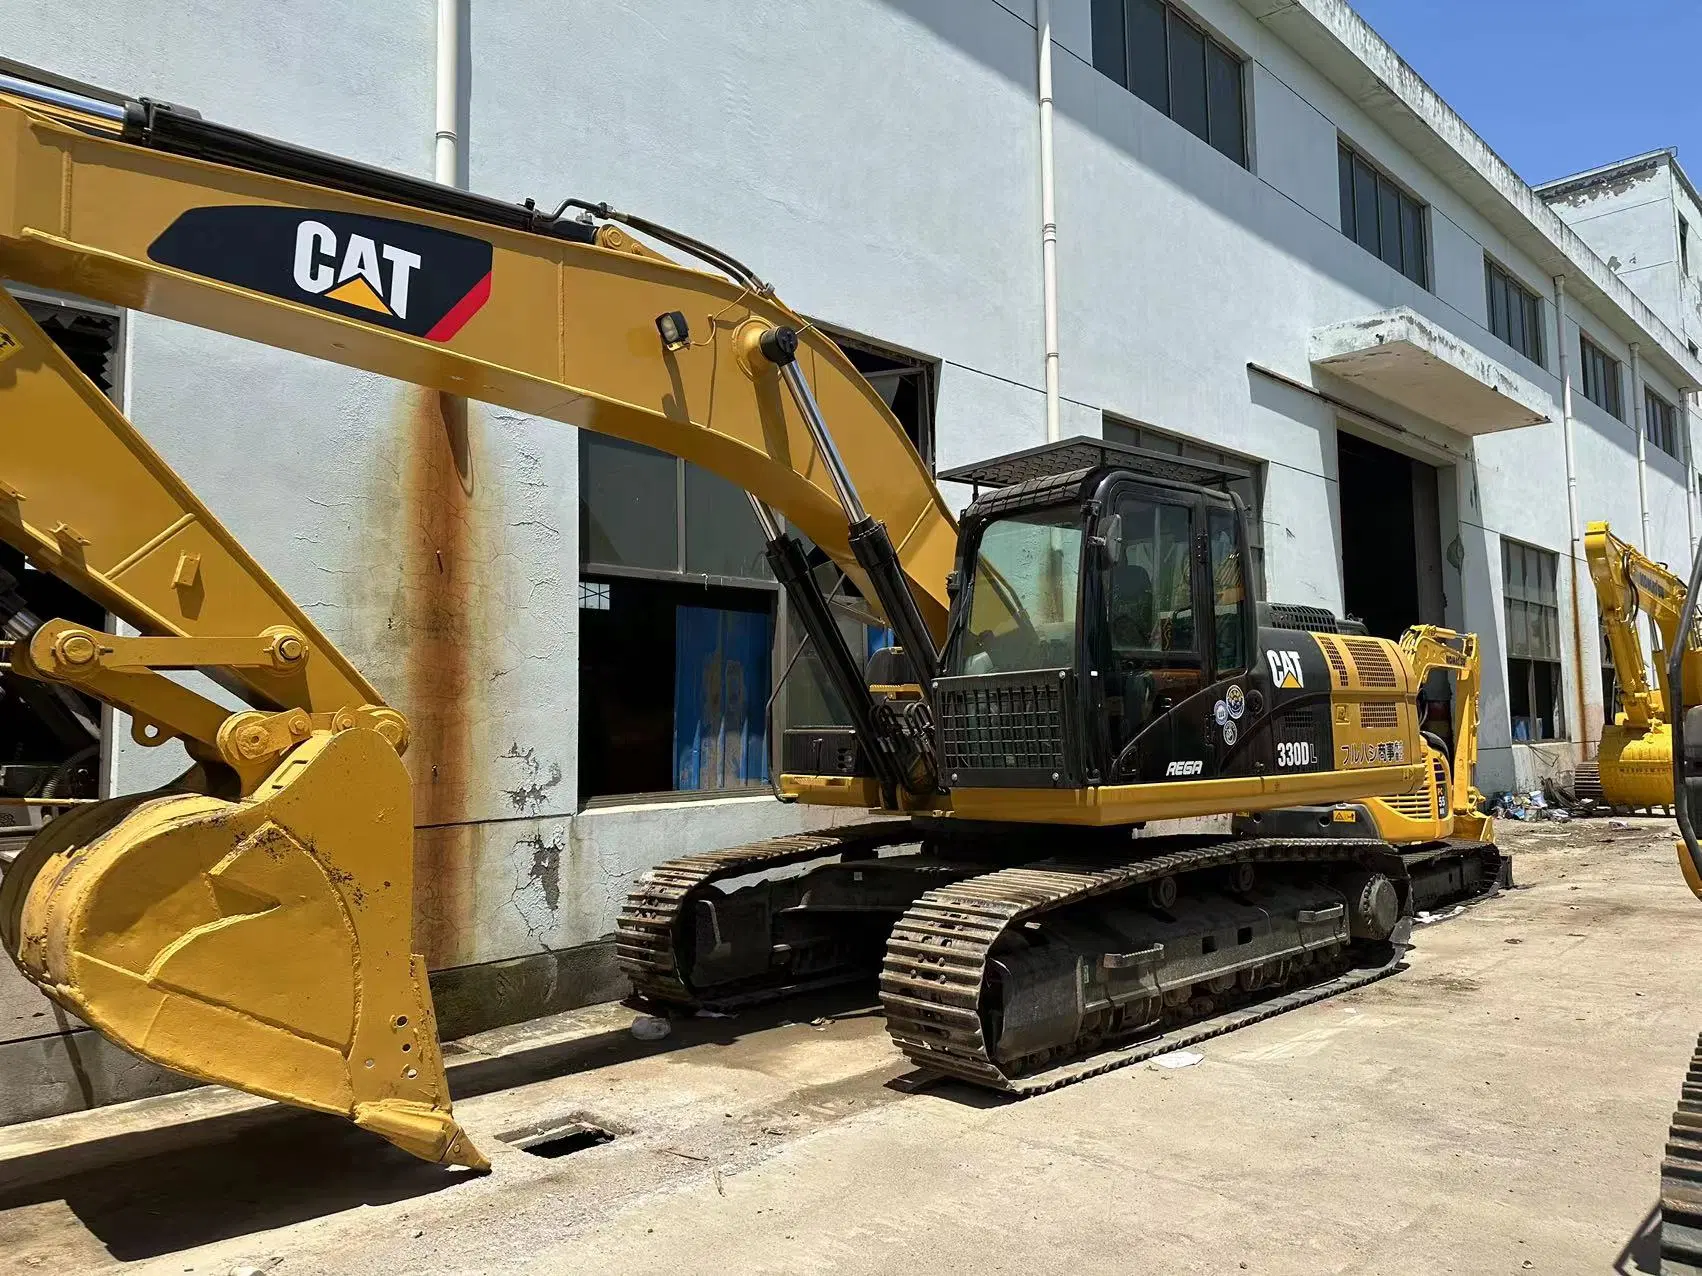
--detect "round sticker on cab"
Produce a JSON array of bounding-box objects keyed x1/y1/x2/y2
[
  {"x1": 1213, "y1": 699, "x2": 1228, "y2": 726},
  {"x1": 1223, "y1": 720, "x2": 1239, "y2": 746},
  {"x1": 1226, "y1": 684, "x2": 1245, "y2": 720}
]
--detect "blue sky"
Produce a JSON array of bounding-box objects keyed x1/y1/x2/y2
[{"x1": 1349, "y1": 1, "x2": 1700, "y2": 186}]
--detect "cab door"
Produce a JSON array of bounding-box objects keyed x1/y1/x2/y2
[{"x1": 1095, "y1": 482, "x2": 1209, "y2": 781}]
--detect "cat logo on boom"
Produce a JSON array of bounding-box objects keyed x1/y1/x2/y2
[
  {"x1": 148, "y1": 206, "x2": 494, "y2": 341},
  {"x1": 292, "y1": 220, "x2": 421, "y2": 320},
  {"x1": 1265, "y1": 648, "x2": 1305, "y2": 690}
]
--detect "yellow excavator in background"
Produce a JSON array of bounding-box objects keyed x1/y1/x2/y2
[
  {"x1": 1581, "y1": 520, "x2": 1697, "y2": 812},
  {"x1": 0, "y1": 65, "x2": 1502, "y2": 1168}
]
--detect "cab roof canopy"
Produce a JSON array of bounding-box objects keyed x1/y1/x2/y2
[{"x1": 939, "y1": 435, "x2": 1248, "y2": 496}]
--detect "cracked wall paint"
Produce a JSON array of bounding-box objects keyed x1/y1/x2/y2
[{"x1": 502, "y1": 742, "x2": 565, "y2": 814}]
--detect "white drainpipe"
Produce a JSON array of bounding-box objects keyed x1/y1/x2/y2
[
  {"x1": 1631, "y1": 341, "x2": 1651, "y2": 551},
  {"x1": 1555, "y1": 275, "x2": 1589, "y2": 753},
  {"x1": 435, "y1": 0, "x2": 461, "y2": 187},
  {"x1": 1036, "y1": 0, "x2": 1061, "y2": 442},
  {"x1": 1687, "y1": 390, "x2": 1699, "y2": 554}
]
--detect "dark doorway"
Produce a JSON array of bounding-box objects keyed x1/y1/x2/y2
[{"x1": 1336, "y1": 430, "x2": 1443, "y2": 640}]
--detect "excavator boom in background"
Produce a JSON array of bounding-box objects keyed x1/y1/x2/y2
[
  {"x1": 0, "y1": 65, "x2": 1502, "y2": 1166},
  {"x1": 1582, "y1": 520, "x2": 1701, "y2": 812}
]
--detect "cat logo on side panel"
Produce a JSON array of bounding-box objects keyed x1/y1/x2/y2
[{"x1": 1265, "y1": 649, "x2": 1305, "y2": 690}]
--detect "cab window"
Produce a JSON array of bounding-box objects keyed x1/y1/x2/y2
[
  {"x1": 951, "y1": 507, "x2": 1083, "y2": 675},
  {"x1": 1208, "y1": 507, "x2": 1247, "y2": 674},
  {"x1": 1105, "y1": 493, "x2": 1201, "y2": 754},
  {"x1": 1110, "y1": 497, "x2": 1194, "y2": 658}
]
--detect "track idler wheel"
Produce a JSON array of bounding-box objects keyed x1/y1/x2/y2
[
  {"x1": 0, "y1": 728, "x2": 485, "y2": 1170},
  {"x1": 1341, "y1": 871, "x2": 1400, "y2": 941}
]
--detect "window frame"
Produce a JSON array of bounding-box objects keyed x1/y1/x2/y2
[
  {"x1": 1501, "y1": 538, "x2": 1567, "y2": 743},
  {"x1": 1484, "y1": 257, "x2": 1545, "y2": 368},
  {"x1": 1578, "y1": 332, "x2": 1625, "y2": 421},
  {"x1": 1646, "y1": 385, "x2": 1680, "y2": 459},
  {"x1": 1090, "y1": 0, "x2": 1249, "y2": 168},
  {"x1": 1337, "y1": 139, "x2": 1429, "y2": 288}
]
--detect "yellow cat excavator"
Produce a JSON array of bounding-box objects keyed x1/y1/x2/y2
[
  {"x1": 1582, "y1": 520, "x2": 1697, "y2": 811},
  {"x1": 0, "y1": 65, "x2": 1501, "y2": 1167}
]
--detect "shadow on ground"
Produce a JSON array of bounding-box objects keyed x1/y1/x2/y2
[
  {"x1": 1614, "y1": 1203, "x2": 1661, "y2": 1275},
  {"x1": 0, "y1": 984, "x2": 889, "y2": 1261},
  {"x1": 0, "y1": 1110, "x2": 471, "y2": 1261}
]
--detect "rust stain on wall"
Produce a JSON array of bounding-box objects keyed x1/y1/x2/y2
[{"x1": 399, "y1": 389, "x2": 483, "y2": 964}]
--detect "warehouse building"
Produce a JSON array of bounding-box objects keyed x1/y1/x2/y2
[{"x1": 3, "y1": 0, "x2": 1699, "y2": 1117}]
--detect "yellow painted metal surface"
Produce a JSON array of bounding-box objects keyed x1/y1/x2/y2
[
  {"x1": 0, "y1": 288, "x2": 378, "y2": 718},
  {"x1": 1584, "y1": 520, "x2": 1700, "y2": 808},
  {"x1": 0, "y1": 729, "x2": 482, "y2": 1167},
  {"x1": 947, "y1": 764, "x2": 1426, "y2": 826},
  {"x1": 1598, "y1": 721, "x2": 1676, "y2": 810}
]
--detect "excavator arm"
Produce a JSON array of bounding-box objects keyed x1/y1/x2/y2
[
  {"x1": 1585, "y1": 520, "x2": 1700, "y2": 728},
  {"x1": 1398, "y1": 624, "x2": 1488, "y2": 836},
  {"x1": 0, "y1": 68, "x2": 956, "y2": 1166}
]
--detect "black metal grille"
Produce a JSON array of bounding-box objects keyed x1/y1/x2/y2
[
  {"x1": 1264, "y1": 603, "x2": 1341, "y2": 633},
  {"x1": 1278, "y1": 703, "x2": 1324, "y2": 765},
  {"x1": 936, "y1": 670, "x2": 1074, "y2": 787}
]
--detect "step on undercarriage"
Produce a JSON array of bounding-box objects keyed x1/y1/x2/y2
[{"x1": 616, "y1": 824, "x2": 1508, "y2": 1095}]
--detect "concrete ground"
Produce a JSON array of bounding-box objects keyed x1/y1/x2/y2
[{"x1": 2, "y1": 817, "x2": 1698, "y2": 1275}]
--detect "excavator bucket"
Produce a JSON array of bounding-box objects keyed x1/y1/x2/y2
[{"x1": 0, "y1": 727, "x2": 485, "y2": 1169}]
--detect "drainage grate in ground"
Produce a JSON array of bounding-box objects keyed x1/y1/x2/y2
[{"x1": 496, "y1": 1117, "x2": 619, "y2": 1159}]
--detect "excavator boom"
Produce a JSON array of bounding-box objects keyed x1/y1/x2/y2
[
  {"x1": 1583, "y1": 520, "x2": 1702, "y2": 810},
  {"x1": 0, "y1": 73, "x2": 956, "y2": 639}
]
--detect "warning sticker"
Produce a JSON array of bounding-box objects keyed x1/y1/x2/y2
[{"x1": 0, "y1": 324, "x2": 20, "y2": 365}]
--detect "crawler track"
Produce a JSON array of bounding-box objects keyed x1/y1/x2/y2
[
  {"x1": 1660, "y1": 1028, "x2": 1702, "y2": 1274},
  {"x1": 615, "y1": 821, "x2": 922, "y2": 1010},
  {"x1": 881, "y1": 838, "x2": 1499, "y2": 1094}
]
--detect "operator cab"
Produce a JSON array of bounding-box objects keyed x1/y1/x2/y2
[{"x1": 935, "y1": 437, "x2": 1271, "y2": 790}]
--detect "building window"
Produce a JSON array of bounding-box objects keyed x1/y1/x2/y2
[
  {"x1": 1091, "y1": 0, "x2": 1247, "y2": 167},
  {"x1": 1647, "y1": 387, "x2": 1681, "y2": 458},
  {"x1": 1578, "y1": 334, "x2": 1624, "y2": 420},
  {"x1": 829, "y1": 330, "x2": 937, "y2": 468},
  {"x1": 1502, "y1": 539, "x2": 1565, "y2": 742},
  {"x1": 1337, "y1": 142, "x2": 1428, "y2": 287},
  {"x1": 577, "y1": 331, "x2": 937, "y2": 800},
  {"x1": 1103, "y1": 417, "x2": 1266, "y2": 597},
  {"x1": 1682, "y1": 214, "x2": 1691, "y2": 276},
  {"x1": 1485, "y1": 259, "x2": 1544, "y2": 367}
]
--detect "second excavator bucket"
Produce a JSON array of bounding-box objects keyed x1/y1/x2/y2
[{"x1": 0, "y1": 727, "x2": 485, "y2": 1169}]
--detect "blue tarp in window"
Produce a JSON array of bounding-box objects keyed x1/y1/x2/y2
[{"x1": 674, "y1": 605, "x2": 772, "y2": 790}]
